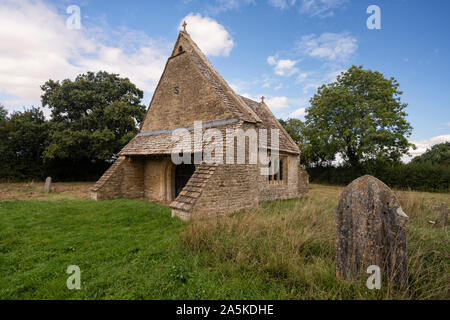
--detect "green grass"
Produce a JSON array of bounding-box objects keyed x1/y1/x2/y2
[{"x1": 0, "y1": 185, "x2": 448, "y2": 299}]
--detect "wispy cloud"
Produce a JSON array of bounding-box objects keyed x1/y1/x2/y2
[
  {"x1": 289, "y1": 107, "x2": 306, "y2": 118},
  {"x1": 268, "y1": 0, "x2": 347, "y2": 17},
  {"x1": 296, "y1": 32, "x2": 357, "y2": 62},
  {"x1": 267, "y1": 0, "x2": 295, "y2": 10},
  {"x1": 266, "y1": 96, "x2": 290, "y2": 109},
  {"x1": 264, "y1": 30, "x2": 356, "y2": 119},
  {"x1": 299, "y1": 0, "x2": 348, "y2": 17},
  {"x1": 206, "y1": 0, "x2": 255, "y2": 14},
  {"x1": 298, "y1": 69, "x2": 344, "y2": 93},
  {"x1": 267, "y1": 56, "x2": 299, "y2": 76}
]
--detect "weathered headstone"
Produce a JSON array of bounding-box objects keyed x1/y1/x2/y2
[
  {"x1": 336, "y1": 175, "x2": 408, "y2": 289},
  {"x1": 44, "y1": 177, "x2": 52, "y2": 193}
]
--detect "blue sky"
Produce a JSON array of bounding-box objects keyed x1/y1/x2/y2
[{"x1": 0, "y1": 0, "x2": 449, "y2": 158}]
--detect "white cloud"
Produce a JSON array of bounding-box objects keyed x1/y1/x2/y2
[
  {"x1": 408, "y1": 135, "x2": 450, "y2": 159},
  {"x1": 268, "y1": 0, "x2": 347, "y2": 17},
  {"x1": 0, "y1": 0, "x2": 169, "y2": 110},
  {"x1": 296, "y1": 72, "x2": 310, "y2": 82},
  {"x1": 267, "y1": 56, "x2": 277, "y2": 65},
  {"x1": 267, "y1": 56, "x2": 299, "y2": 76},
  {"x1": 236, "y1": 92, "x2": 308, "y2": 120},
  {"x1": 240, "y1": 93, "x2": 258, "y2": 100},
  {"x1": 180, "y1": 13, "x2": 234, "y2": 57},
  {"x1": 299, "y1": 0, "x2": 347, "y2": 17},
  {"x1": 207, "y1": 0, "x2": 255, "y2": 14},
  {"x1": 299, "y1": 69, "x2": 343, "y2": 93},
  {"x1": 297, "y1": 32, "x2": 357, "y2": 62},
  {"x1": 266, "y1": 96, "x2": 290, "y2": 109},
  {"x1": 289, "y1": 107, "x2": 306, "y2": 118},
  {"x1": 268, "y1": 0, "x2": 293, "y2": 10},
  {"x1": 446, "y1": 122, "x2": 450, "y2": 127}
]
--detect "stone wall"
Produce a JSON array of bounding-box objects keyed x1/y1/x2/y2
[
  {"x1": 298, "y1": 165, "x2": 309, "y2": 196},
  {"x1": 143, "y1": 156, "x2": 175, "y2": 203},
  {"x1": 258, "y1": 154, "x2": 305, "y2": 202},
  {"x1": 91, "y1": 156, "x2": 144, "y2": 200},
  {"x1": 189, "y1": 163, "x2": 260, "y2": 218}
]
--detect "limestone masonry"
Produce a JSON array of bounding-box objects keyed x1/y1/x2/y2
[{"x1": 91, "y1": 28, "x2": 309, "y2": 220}]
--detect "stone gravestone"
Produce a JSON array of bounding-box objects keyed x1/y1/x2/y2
[
  {"x1": 336, "y1": 175, "x2": 408, "y2": 289},
  {"x1": 44, "y1": 177, "x2": 52, "y2": 193}
]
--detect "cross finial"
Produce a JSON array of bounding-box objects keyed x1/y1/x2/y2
[
  {"x1": 182, "y1": 21, "x2": 187, "y2": 33},
  {"x1": 261, "y1": 96, "x2": 265, "y2": 103}
]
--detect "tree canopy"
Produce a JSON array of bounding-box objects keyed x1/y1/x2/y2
[
  {"x1": 303, "y1": 65, "x2": 414, "y2": 167},
  {"x1": 411, "y1": 142, "x2": 450, "y2": 166},
  {"x1": 41, "y1": 71, "x2": 146, "y2": 164},
  {"x1": 0, "y1": 107, "x2": 49, "y2": 179},
  {"x1": 0, "y1": 71, "x2": 147, "y2": 181},
  {"x1": 0, "y1": 104, "x2": 7, "y2": 121},
  {"x1": 278, "y1": 118, "x2": 325, "y2": 166}
]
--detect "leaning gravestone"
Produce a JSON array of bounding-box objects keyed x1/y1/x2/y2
[
  {"x1": 44, "y1": 177, "x2": 52, "y2": 193},
  {"x1": 336, "y1": 175, "x2": 408, "y2": 289}
]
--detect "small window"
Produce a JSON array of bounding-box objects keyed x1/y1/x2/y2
[
  {"x1": 178, "y1": 46, "x2": 183, "y2": 53},
  {"x1": 268, "y1": 160, "x2": 272, "y2": 181},
  {"x1": 279, "y1": 159, "x2": 284, "y2": 181},
  {"x1": 267, "y1": 156, "x2": 287, "y2": 184}
]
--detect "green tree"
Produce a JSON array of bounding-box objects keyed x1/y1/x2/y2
[
  {"x1": 279, "y1": 118, "x2": 305, "y2": 145},
  {"x1": 279, "y1": 118, "x2": 328, "y2": 166},
  {"x1": 0, "y1": 107, "x2": 49, "y2": 180},
  {"x1": 40, "y1": 71, "x2": 146, "y2": 178},
  {"x1": 0, "y1": 104, "x2": 7, "y2": 121},
  {"x1": 304, "y1": 65, "x2": 414, "y2": 167},
  {"x1": 411, "y1": 142, "x2": 450, "y2": 166}
]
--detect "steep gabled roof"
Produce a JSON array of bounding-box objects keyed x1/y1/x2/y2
[
  {"x1": 121, "y1": 30, "x2": 300, "y2": 156},
  {"x1": 240, "y1": 96, "x2": 300, "y2": 155},
  {"x1": 169, "y1": 31, "x2": 262, "y2": 124}
]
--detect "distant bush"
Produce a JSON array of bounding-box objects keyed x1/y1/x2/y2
[
  {"x1": 411, "y1": 142, "x2": 450, "y2": 166},
  {"x1": 308, "y1": 161, "x2": 449, "y2": 192}
]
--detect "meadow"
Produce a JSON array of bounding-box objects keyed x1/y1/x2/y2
[{"x1": 0, "y1": 182, "x2": 448, "y2": 299}]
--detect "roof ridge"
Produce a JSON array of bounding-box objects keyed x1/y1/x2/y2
[
  {"x1": 181, "y1": 32, "x2": 262, "y2": 123},
  {"x1": 239, "y1": 95, "x2": 300, "y2": 154}
]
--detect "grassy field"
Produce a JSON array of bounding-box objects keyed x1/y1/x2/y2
[{"x1": 0, "y1": 183, "x2": 448, "y2": 299}]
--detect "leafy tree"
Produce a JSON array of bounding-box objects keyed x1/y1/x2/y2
[
  {"x1": 279, "y1": 118, "x2": 305, "y2": 145},
  {"x1": 0, "y1": 104, "x2": 10, "y2": 179},
  {"x1": 411, "y1": 142, "x2": 450, "y2": 166},
  {"x1": 0, "y1": 107, "x2": 49, "y2": 180},
  {"x1": 304, "y1": 65, "x2": 414, "y2": 167},
  {"x1": 279, "y1": 118, "x2": 328, "y2": 166},
  {"x1": 40, "y1": 71, "x2": 146, "y2": 178},
  {"x1": 0, "y1": 104, "x2": 7, "y2": 121}
]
